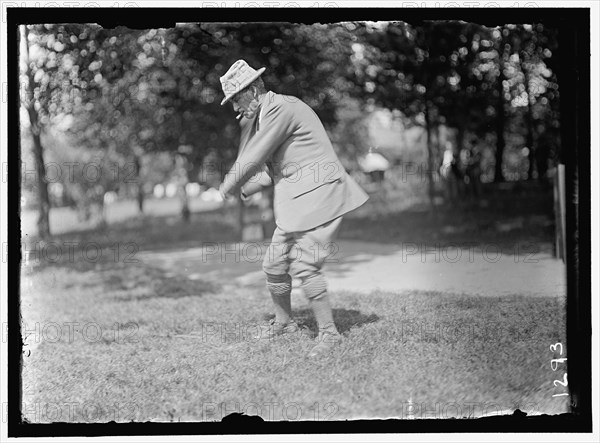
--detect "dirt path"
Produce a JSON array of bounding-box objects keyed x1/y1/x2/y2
[{"x1": 138, "y1": 239, "x2": 566, "y2": 298}]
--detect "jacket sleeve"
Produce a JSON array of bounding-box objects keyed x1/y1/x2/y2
[
  {"x1": 241, "y1": 168, "x2": 274, "y2": 198},
  {"x1": 221, "y1": 102, "x2": 291, "y2": 196}
]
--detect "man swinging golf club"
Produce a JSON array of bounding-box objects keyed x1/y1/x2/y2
[{"x1": 218, "y1": 59, "x2": 368, "y2": 358}]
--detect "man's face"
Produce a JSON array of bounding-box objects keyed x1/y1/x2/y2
[{"x1": 231, "y1": 87, "x2": 260, "y2": 119}]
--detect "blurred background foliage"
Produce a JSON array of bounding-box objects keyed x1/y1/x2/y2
[{"x1": 19, "y1": 20, "x2": 561, "y2": 238}]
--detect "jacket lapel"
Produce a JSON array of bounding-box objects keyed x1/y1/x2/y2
[{"x1": 239, "y1": 91, "x2": 276, "y2": 157}]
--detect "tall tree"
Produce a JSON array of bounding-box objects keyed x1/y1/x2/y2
[
  {"x1": 493, "y1": 26, "x2": 508, "y2": 183},
  {"x1": 19, "y1": 24, "x2": 105, "y2": 236},
  {"x1": 358, "y1": 21, "x2": 486, "y2": 209},
  {"x1": 510, "y1": 23, "x2": 559, "y2": 182},
  {"x1": 20, "y1": 25, "x2": 50, "y2": 238}
]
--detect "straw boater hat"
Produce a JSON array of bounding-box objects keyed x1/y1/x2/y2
[{"x1": 220, "y1": 59, "x2": 266, "y2": 105}]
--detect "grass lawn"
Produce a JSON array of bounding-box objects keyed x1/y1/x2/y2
[
  {"x1": 21, "y1": 267, "x2": 568, "y2": 422},
  {"x1": 19, "y1": 181, "x2": 569, "y2": 422}
]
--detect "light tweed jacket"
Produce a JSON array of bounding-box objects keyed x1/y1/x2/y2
[{"x1": 221, "y1": 91, "x2": 368, "y2": 232}]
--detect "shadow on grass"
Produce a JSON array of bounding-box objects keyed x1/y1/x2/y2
[
  {"x1": 339, "y1": 180, "x2": 556, "y2": 251},
  {"x1": 109, "y1": 276, "x2": 222, "y2": 302},
  {"x1": 289, "y1": 308, "x2": 380, "y2": 335},
  {"x1": 23, "y1": 205, "x2": 240, "y2": 273},
  {"x1": 53, "y1": 259, "x2": 223, "y2": 302}
]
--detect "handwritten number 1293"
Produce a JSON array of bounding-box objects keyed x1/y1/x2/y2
[{"x1": 550, "y1": 342, "x2": 568, "y2": 397}]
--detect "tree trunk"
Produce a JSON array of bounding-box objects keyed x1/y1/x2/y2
[
  {"x1": 525, "y1": 103, "x2": 536, "y2": 181},
  {"x1": 133, "y1": 155, "x2": 144, "y2": 214},
  {"x1": 436, "y1": 123, "x2": 443, "y2": 170},
  {"x1": 137, "y1": 185, "x2": 144, "y2": 214},
  {"x1": 22, "y1": 26, "x2": 50, "y2": 238},
  {"x1": 521, "y1": 56, "x2": 536, "y2": 181},
  {"x1": 30, "y1": 117, "x2": 51, "y2": 238},
  {"x1": 455, "y1": 126, "x2": 465, "y2": 168},
  {"x1": 180, "y1": 186, "x2": 190, "y2": 223},
  {"x1": 451, "y1": 126, "x2": 465, "y2": 201},
  {"x1": 177, "y1": 158, "x2": 190, "y2": 223},
  {"x1": 494, "y1": 34, "x2": 506, "y2": 183},
  {"x1": 495, "y1": 77, "x2": 506, "y2": 183},
  {"x1": 424, "y1": 103, "x2": 437, "y2": 215}
]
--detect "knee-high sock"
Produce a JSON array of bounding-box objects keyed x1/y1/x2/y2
[
  {"x1": 303, "y1": 274, "x2": 338, "y2": 334},
  {"x1": 266, "y1": 273, "x2": 292, "y2": 324}
]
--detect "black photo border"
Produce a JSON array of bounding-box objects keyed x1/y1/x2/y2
[{"x1": 6, "y1": 5, "x2": 593, "y2": 437}]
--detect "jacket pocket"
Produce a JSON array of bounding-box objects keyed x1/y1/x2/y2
[{"x1": 290, "y1": 174, "x2": 342, "y2": 199}]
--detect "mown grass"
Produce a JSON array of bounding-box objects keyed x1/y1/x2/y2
[
  {"x1": 20, "y1": 180, "x2": 568, "y2": 422},
  {"x1": 21, "y1": 263, "x2": 568, "y2": 422}
]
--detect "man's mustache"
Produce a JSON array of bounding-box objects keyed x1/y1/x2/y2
[{"x1": 235, "y1": 101, "x2": 261, "y2": 120}]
